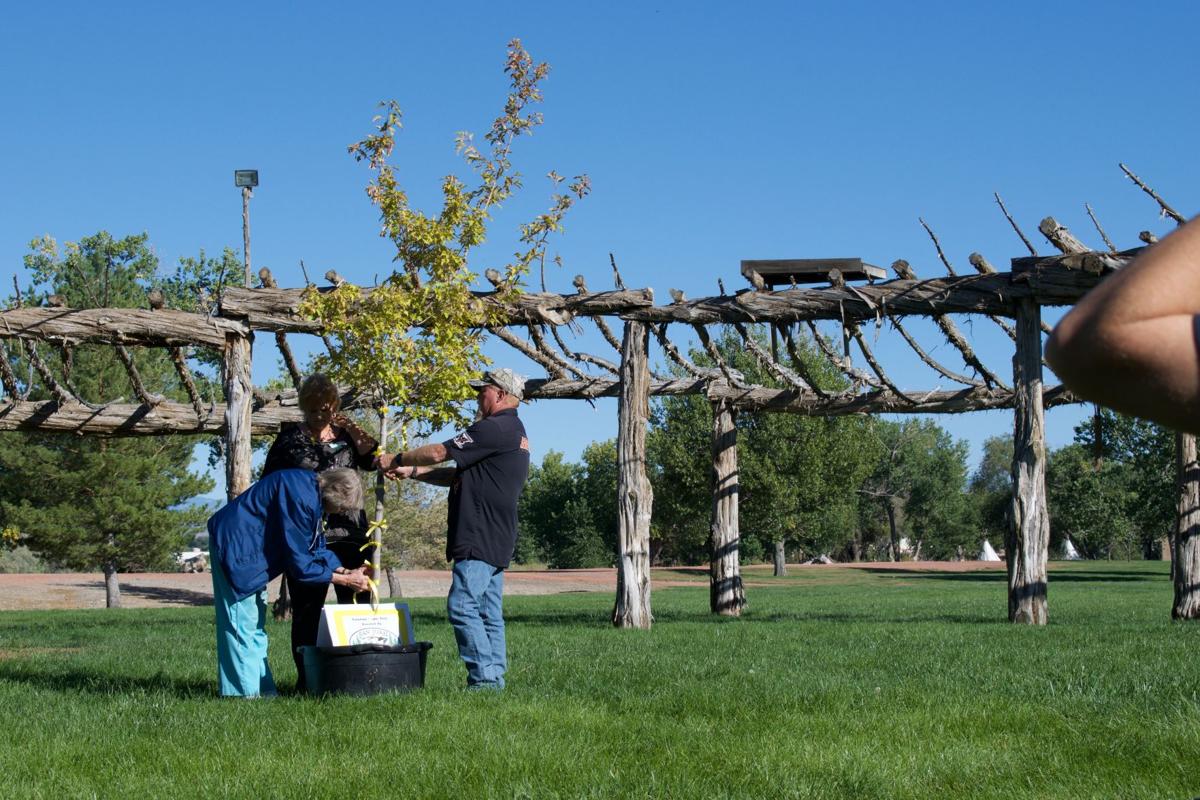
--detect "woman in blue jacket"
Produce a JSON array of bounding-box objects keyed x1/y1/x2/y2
[{"x1": 207, "y1": 467, "x2": 371, "y2": 697}]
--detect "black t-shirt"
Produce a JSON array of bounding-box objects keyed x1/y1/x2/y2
[{"x1": 443, "y1": 408, "x2": 531, "y2": 569}]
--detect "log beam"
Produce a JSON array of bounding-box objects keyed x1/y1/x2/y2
[
  {"x1": 217, "y1": 269, "x2": 1111, "y2": 333},
  {"x1": 219, "y1": 285, "x2": 655, "y2": 331},
  {"x1": 0, "y1": 307, "x2": 246, "y2": 348},
  {"x1": 0, "y1": 398, "x2": 294, "y2": 435}
]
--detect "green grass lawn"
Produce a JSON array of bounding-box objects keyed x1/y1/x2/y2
[{"x1": 1, "y1": 561, "x2": 1197, "y2": 799}]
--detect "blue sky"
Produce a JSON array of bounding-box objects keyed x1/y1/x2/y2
[{"x1": 2, "y1": 1, "x2": 1197, "y2": 497}]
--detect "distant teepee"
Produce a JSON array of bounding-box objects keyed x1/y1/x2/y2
[
  {"x1": 1062, "y1": 537, "x2": 1083, "y2": 560},
  {"x1": 978, "y1": 539, "x2": 1001, "y2": 562}
]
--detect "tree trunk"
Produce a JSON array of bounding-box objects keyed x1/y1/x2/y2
[
  {"x1": 885, "y1": 500, "x2": 901, "y2": 562},
  {"x1": 1173, "y1": 432, "x2": 1200, "y2": 619},
  {"x1": 385, "y1": 566, "x2": 399, "y2": 599},
  {"x1": 710, "y1": 400, "x2": 744, "y2": 615},
  {"x1": 612, "y1": 322, "x2": 653, "y2": 629},
  {"x1": 103, "y1": 558, "x2": 121, "y2": 609},
  {"x1": 371, "y1": 410, "x2": 390, "y2": 583},
  {"x1": 222, "y1": 332, "x2": 253, "y2": 501},
  {"x1": 1007, "y1": 298, "x2": 1049, "y2": 624},
  {"x1": 773, "y1": 540, "x2": 787, "y2": 576}
]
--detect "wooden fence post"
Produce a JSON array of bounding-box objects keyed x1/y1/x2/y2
[
  {"x1": 1174, "y1": 432, "x2": 1200, "y2": 618},
  {"x1": 612, "y1": 321, "x2": 653, "y2": 629},
  {"x1": 223, "y1": 332, "x2": 253, "y2": 501},
  {"x1": 1007, "y1": 298, "x2": 1049, "y2": 624},
  {"x1": 710, "y1": 399, "x2": 745, "y2": 615}
]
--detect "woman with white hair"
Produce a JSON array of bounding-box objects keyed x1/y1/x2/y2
[{"x1": 207, "y1": 467, "x2": 370, "y2": 697}]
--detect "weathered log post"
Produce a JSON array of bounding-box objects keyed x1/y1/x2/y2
[
  {"x1": 773, "y1": 541, "x2": 787, "y2": 576},
  {"x1": 1173, "y1": 432, "x2": 1200, "y2": 618},
  {"x1": 710, "y1": 399, "x2": 745, "y2": 615},
  {"x1": 1007, "y1": 298, "x2": 1049, "y2": 624},
  {"x1": 223, "y1": 332, "x2": 254, "y2": 500},
  {"x1": 613, "y1": 321, "x2": 653, "y2": 629}
]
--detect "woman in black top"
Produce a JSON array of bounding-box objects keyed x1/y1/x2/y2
[{"x1": 262, "y1": 374, "x2": 377, "y2": 689}]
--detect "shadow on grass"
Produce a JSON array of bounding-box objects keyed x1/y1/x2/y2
[
  {"x1": 754, "y1": 610, "x2": 1005, "y2": 625},
  {"x1": 859, "y1": 568, "x2": 1162, "y2": 584},
  {"x1": 117, "y1": 584, "x2": 214, "y2": 606},
  {"x1": 652, "y1": 568, "x2": 708, "y2": 580},
  {"x1": 0, "y1": 663, "x2": 213, "y2": 699}
]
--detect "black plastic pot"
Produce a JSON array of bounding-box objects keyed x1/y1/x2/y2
[{"x1": 298, "y1": 642, "x2": 433, "y2": 696}]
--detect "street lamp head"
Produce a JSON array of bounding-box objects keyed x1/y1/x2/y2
[{"x1": 234, "y1": 169, "x2": 259, "y2": 188}]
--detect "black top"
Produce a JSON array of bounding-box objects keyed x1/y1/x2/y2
[
  {"x1": 443, "y1": 408, "x2": 531, "y2": 569},
  {"x1": 261, "y1": 423, "x2": 375, "y2": 543}
]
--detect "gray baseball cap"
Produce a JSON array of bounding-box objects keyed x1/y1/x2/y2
[{"x1": 470, "y1": 368, "x2": 527, "y2": 401}]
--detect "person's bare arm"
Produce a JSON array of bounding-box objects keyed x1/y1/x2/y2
[
  {"x1": 333, "y1": 414, "x2": 378, "y2": 456},
  {"x1": 376, "y1": 442, "x2": 450, "y2": 472},
  {"x1": 386, "y1": 465, "x2": 456, "y2": 487},
  {"x1": 1046, "y1": 216, "x2": 1200, "y2": 432}
]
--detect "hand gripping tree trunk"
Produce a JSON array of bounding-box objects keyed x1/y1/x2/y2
[
  {"x1": 612, "y1": 321, "x2": 653, "y2": 629},
  {"x1": 710, "y1": 400, "x2": 745, "y2": 615},
  {"x1": 1173, "y1": 432, "x2": 1200, "y2": 619},
  {"x1": 1006, "y1": 299, "x2": 1049, "y2": 624}
]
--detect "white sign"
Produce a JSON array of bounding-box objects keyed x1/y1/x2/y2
[{"x1": 316, "y1": 603, "x2": 414, "y2": 647}]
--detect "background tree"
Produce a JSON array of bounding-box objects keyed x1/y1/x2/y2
[
  {"x1": 519, "y1": 451, "x2": 609, "y2": 568},
  {"x1": 1041, "y1": 411, "x2": 1174, "y2": 561},
  {"x1": 648, "y1": 326, "x2": 877, "y2": 566},
  {"x1": 1047, "y1": 444, "x2": 1136, "y2": 559},
  {"x1": 0, "y1": 232, "x2": 216, "y2": 606},
  {"x1": 1071, "y1": 410, "x2": 1174, "y2": 558},
  {"x1": 580, "y1": 439, "x2": 619, "y2": 557},
  {"x1": 968, "y1": 435, "x2": 1012, "y2": 556},
  {"x1": 859, "y1": 419, "x2": 974, "y2": 561}
]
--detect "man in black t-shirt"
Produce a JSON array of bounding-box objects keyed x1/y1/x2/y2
[{"x1": 378, "y1": 368, "x2": 531, "y2": 689}]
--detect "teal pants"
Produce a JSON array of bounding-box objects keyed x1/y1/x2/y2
[{"x1": 211, "y1": 560, "x2": 278, "y2": 698}]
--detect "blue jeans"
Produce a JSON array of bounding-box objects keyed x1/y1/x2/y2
[
  {"x1": 447, "y1": 559, "x2": 506, "y2": 688},
  {"x1": 211, "y1": 560, "x2": 278, "y2": 698}
]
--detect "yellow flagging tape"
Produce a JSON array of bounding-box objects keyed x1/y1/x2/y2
[
  {"x1": 366, "y1": 577, "x2": 380, "y2": 612},
  {"x1": 366, "y1": 519, "x2": 388, "y2": 536},
  {"x1": 358, "y1": 540, "x2": 379, "y2": 553}
]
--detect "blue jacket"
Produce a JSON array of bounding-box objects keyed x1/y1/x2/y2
[{"x1": 207, "y1": 469, "x2": 343, "y2": 601}]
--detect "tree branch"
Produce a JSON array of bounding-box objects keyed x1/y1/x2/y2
[
  {"x1": 1119, "y1": 162, "x2": 1187, "y2": 225},
  {"x1": 995, "y1": 193, "x2": 1037, "y2": 256}
]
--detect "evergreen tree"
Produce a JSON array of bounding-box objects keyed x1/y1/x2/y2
[{"x1": 0, "y1": 232, "x2": 218, "y2": 606}]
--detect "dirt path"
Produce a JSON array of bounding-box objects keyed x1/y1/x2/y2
[{"x1": 0, "y1": 561, "x2": 1003, "y2": 611}]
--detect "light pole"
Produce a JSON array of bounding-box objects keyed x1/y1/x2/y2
[{"x1": 234, "y1": 170, "x2": 259, "y2": 287}]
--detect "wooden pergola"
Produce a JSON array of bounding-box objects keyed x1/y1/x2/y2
[{"x1": 3, "y1": 175, "x2": 1195, "y2": 628}]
